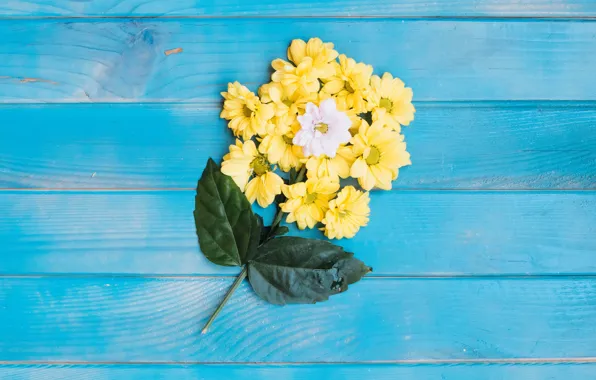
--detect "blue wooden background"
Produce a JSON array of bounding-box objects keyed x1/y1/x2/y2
[{"x1": 1, "y1": 1, "x2": 596, "y2": 379}]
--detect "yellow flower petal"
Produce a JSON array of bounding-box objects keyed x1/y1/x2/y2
[
  {"x1": 349, "y1": 122, "x2": 410, "y2": 190},
  {"x1": 350, "y1": 157, "x2": 368, "y2": 178},
  {"x1": 323, "y1": 79, "x2": 345, "y2": 94},
  {"x1": 321, "y1": 186, "x2": 370, "y2": 239},
  {"x1": 288, "y1": 39, "x2": 307, "y2": 65},
  {"x1": 280, "y1": 177, "x2": 338, "y2": 230}
]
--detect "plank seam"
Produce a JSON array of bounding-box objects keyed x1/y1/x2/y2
[
  {"x1": 1, "y1": 189, "x2": 595, "y2": 193},
  {"x1": 2, "y1": 358, "x2": 596, "y2": 365},
  {"x1": 2, "y1": 274, "x2": 596, "y2": 279},
  {"x1": 1, "y1": 16, "x2": 596, "y2": 21},
  {"x1": 2, "y1": 101, "x2": 596, "y2": 107}
]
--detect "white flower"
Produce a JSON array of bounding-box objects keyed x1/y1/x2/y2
[{"x1": 293, "y1": 98, "x2": 352, "y2": 158}]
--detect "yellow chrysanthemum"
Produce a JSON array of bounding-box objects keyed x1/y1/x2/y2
[
  {"x1": 259, "y1": 122, "x2": 304, "y2": 172},
  {"x1": 220, "y1": 82, "x2": 275, "y2": 140},
  {"x1": 350, "y1": 120, "x2": 411, "y2": 191},
  {"x1": 305, "y1": 145, "x2": 356, "y2": 182},
  {"x1": 367, "y1": 73, "x2": 415, "y2": 132},
  {"x1": 245, "y1": 171, "x2": 285, "y2": 208},
  {"x1": 271, "y1": 38, "x2": 338, "y2": 97},
  {"x1": 221, "y1": 139, "x2": 283, "y2": 207},
  {"x1": 287, "y1": 38, "x2": 338, "y2": 79},
  {"x1": 280, "y1": 177, "x2": 340, "y2": 230},
  {"x1": 321, "y1": 186, "x2": 370, "y2": 239},
  {"x1": 259, "y1": 82, "x2": 316, "y2": 132},
  {"x1": 322, "y1": 55, "x2": 373, "y2": 114},
  {"x1": 271, "y1": 57, "x2": 320, "y2": 98}
]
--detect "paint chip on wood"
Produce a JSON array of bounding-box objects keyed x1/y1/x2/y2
[
  {"x1": 164, "y1": 47, "x2": 183, "y2": 56},
  {"x1": 20, "y1": 78, "x2": 58, "y2": 85}
]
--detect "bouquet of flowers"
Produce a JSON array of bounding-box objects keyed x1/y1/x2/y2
[{"x1": 195, "y1": 38, "x2": 415, "y2": 332}]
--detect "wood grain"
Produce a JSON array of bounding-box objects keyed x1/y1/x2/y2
[
  {"x1": 1, "y1": 191, "x2": 594, "y2": 276},
  {"x1": 1, "y1": 277, "x2": 596, "y2": 361},
  {"x1": 1, "y1": 20, "x2": 596, "y2": 102},
  {"x1": 2, "y1": 0, "x2": 596, "y2": 17},
  {"x1": 1, "y1": 104, "x2": 594, "y2": 189},
  {"x1": 2, "y1": 363, "x2": 596, "y2": 379}
]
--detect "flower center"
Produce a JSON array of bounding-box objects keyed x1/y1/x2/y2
[
  {"x1": 243, "y1": 105, "x2": 253, "y2": 118},
  {"x1": 345, "y1": 80, "x2": 355, "y2": 93},
  {"x1": 251, "y1": 155, "x2": 271, "y2": 176},
  {"x1": 304, "y1": 193, "x2": 317, "y2": 205},
  {"x1": 365, "y1": 146, "x2": 381, "y2": 165},
  {"x1": 379, "y1": 98, "x2": 393, "y2": 112},
  {"x1": 283, "y1": 135, "x2": 294, "y2": 145},
  {"x1": 315, "y1": 123, "x2": 329, "y2": 134},
  {"x1": 282, "y1": 99, "x2": 293, "y2": 107}
]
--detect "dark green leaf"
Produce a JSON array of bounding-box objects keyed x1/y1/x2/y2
[
  {"x1": 256, "y1": 214, "x2": 268, "y2": 244},
  {"x1": 271, "y1": 225, "x2": 290, "y2": 238},
  {"x1": 194, "y1": 158, "x2": 260, "y2": 266},
  {"x1": 247, "y1": 237, "x2": 371, "y2": 305},
  {"x1": 257, "y1": 215, "x2": 290, "y2": 246},
  {"x1": 360, "y1": 111, "x2": 373, "y2": 125},
  {"x1": 289, "y1": 168, "x2": 297, "y2": 184}
]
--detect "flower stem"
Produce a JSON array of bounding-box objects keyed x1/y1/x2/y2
[
  {"x1": 270, "y1": 207, "x2": 284, "y2": 233},
  {"x1": 267, "y1": 166, "x2": 307, "y2": 241},
  {"x1": 201, "y1": 266, "x2": 248, "y2": 334},
  {"x1": 295, "y1": 166, "x2": 307, "y2": 183}
]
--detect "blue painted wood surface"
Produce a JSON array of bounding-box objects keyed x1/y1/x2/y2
[
  {"x1": 2, "y1": 277, "x2": 596, "y2": 361},
  {"x1": 1, "y1": 0, "x2": 595, "y2": 378},
  {"x1": 2, "y1": 0, "x2": 596, "y2": 17},
  {"x1": 1, "y1": 103, "x2": 594, "y2": 189},
  {"x1": 0, "y1": 20, "x2": 596, "y2": 102},
  {"x1": 1, "y1": 191, "x2": 594, "y2": 276},
  {"x1": 3, "y1": 363, "x2": 596, "y2": 380}
]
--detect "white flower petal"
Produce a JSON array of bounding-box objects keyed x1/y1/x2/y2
[
  {"x1": 322, "y1": 140, "x2": 338, "y2": 158},
  {"x1": 305, "y1": 102, "x2": 320, "y2": 120},
  {"x1": 293, "y1": 98, "x2": 351, "y2": 159},
  {"x1": 293, "y1": 129, "x2": 314, "y2": 146},
  {"x1": 337, "y1": 129, "x2": 352, "y2": 145},
  {"x1": 297, "y1": 114, "x2": 314, "y2": 129},
  {"x1": 335, "y1": 113, "x2": 352, "y2": 130},
  {"x1": 311, "y1": 139, "x2": 326, "y2": 157}
]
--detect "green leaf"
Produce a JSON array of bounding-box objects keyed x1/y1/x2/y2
[
  {"x1": 247, "y1": 237, "x2": 372, "y2": 305},
  {"x1": 262, "y1": 224, "x2": 290, "y2": 244},
  {"x1": 257, "y1": 215, "x2": 290, "y2": 245},
  {"x1": 256, "y1": 214, "x2": 268, "y2": 245},
  {"x1": 289, "y1": 168, "x2": 297, "y2": 184},
  {"x1": 270, "y1": 225, "x2": 290, "y2": 239},
  {"x1": 194, "y1": 158, "x2": 261, "y2": 266}
]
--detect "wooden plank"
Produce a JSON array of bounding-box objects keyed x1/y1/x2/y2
[
  {"x1": 2, "y1": 363, "x2": 596, "y2": 380},
  {"x1": 1, "y1": 104, "x2": 594, "y2": 189},
  {"x1": 1, "y1": 191, "x2": 594, "y2": 276},
  {"x1": 2, "y1": 0, "x2": 596, "y2": 17},
  {"x1": 1, "y1": 277, "x2": 595, "y2": 361},
  {"x1": 0, "y1": 20, "x2": 596, "y2": 103}
]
